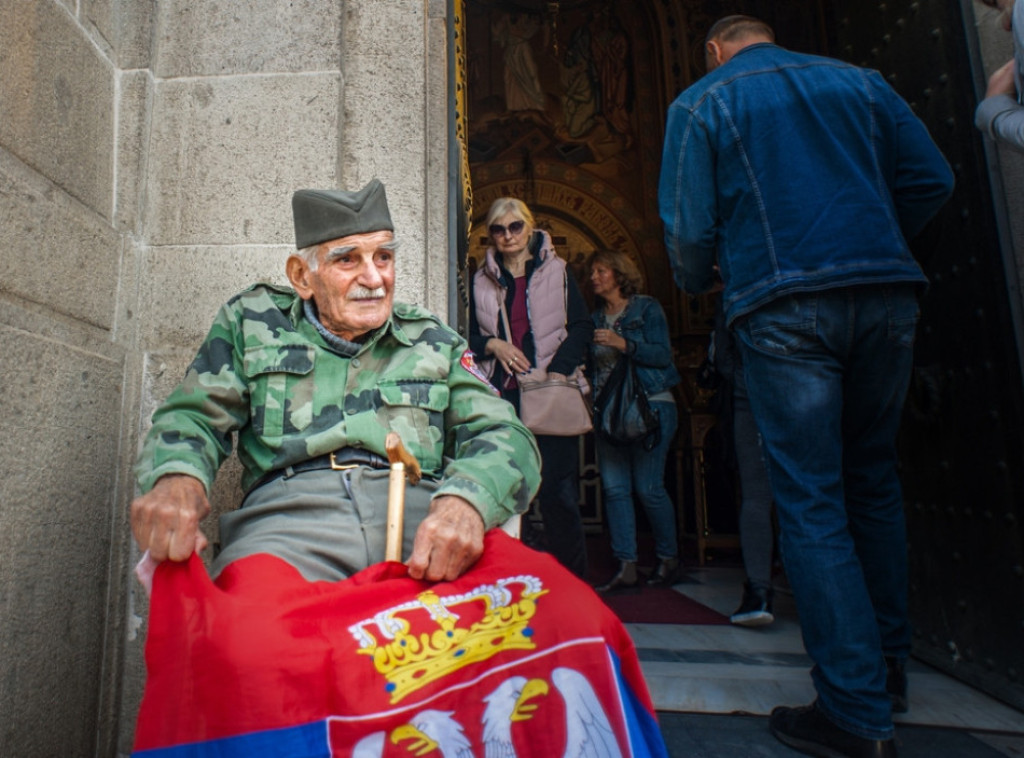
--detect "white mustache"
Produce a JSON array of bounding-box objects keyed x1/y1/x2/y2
[{"x1": 348, "y1": 287, "x2": 386, "y2": 300}]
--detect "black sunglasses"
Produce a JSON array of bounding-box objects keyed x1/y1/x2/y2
[{"x1": 489, "y1": 220, "x2": 526, "y2": 237}]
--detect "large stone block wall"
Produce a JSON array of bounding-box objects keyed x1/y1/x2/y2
[
  {"x1": 0, "y1": 0, "x2": 451, "y2": 754},
  {"x1": 0, "y1": 0, "x2": 131, "y2": 754}
]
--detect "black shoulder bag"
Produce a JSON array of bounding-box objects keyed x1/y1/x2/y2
[{"x1": 592, "y1": 353, "x2": 660, "y2": 451}]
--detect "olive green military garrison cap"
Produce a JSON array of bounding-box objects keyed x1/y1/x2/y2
[{"x1": 292, "y1": 179, "x2": 394, "y2": 249}]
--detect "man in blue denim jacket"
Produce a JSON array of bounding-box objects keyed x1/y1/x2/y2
[{"x1": 659, "y1": 15, "x2": 954, "y2": 758}]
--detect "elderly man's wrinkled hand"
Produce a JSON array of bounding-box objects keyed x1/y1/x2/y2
[
  {"x1": 131, "y1": 474, "x2": 211, "y2": 562},
  {"x1": 406, "y1": 495, "x2": 485, "y2": 582}
]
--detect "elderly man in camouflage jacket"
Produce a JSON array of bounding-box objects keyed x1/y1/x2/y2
[{"x1": 132, "y1": 180, "x2": 541, "y2": 583}]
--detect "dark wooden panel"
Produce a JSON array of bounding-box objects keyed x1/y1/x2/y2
[{"x1": 834, "y1": 0, "x2": 1024, "y2": 712}]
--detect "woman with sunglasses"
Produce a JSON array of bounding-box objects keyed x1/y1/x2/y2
[{"x1": 468, "y1": 197, "x2": 594, "y2": 579}]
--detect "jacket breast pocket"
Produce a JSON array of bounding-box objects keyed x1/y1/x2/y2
[
  {"x1": 378, "y1": 380, "x2": 449, "y2": 468},
  {"x1": 244, "y1": 345, "x2": 316, "y2": 440},
  {"x1": 618, "y1": 313, "x2": 644, "y2": 335}
]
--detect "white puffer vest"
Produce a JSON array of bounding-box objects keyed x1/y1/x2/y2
[{"x1": 472, "y1": 230, "x2": 569, "y2": 380}]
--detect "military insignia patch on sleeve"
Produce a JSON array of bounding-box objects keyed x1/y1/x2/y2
[{"x1": 460, "y1": 350, "x2": 499, "y2": 395}]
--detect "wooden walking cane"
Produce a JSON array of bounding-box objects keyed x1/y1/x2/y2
[{"x1": 384, "y1": 432, "x2": 422, "y2": 562}]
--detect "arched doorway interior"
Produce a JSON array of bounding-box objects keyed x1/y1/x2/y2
[{"x1": 458, "y1": 0, "x2": 832, "y2": 545}]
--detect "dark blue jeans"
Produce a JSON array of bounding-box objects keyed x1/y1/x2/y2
[
  {"x1": 732, "y1": 365, "x2": 775, "y2": 588},
  {"x1": 535, "y1": 434, "x2": 588, "y2": 579},
  {"x1": 596, "y1": 399, "x2": 680, "y2": 563},
  {"x1": 733, "y1": 285, "x2": 917, "y2": 740}
]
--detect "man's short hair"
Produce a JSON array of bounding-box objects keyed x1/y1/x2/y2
[{"x1": 706, "y1": 15, "x2": 775, "y2": 46}]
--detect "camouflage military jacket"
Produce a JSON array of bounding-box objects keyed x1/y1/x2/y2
[{"x1": 136, "y1": 284, "x2": 541, "y2": 527}]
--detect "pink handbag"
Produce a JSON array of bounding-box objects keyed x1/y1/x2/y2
[
  {"x1": 499, "y1": 297, "x2": 592, "y2": 437},
  {"x1": 517, "y1": 367, "x2": 593, "y2": 436}
]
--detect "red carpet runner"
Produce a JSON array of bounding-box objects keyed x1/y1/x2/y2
[{"x1": 599, "y1": 585, "x2": 729, "y2": 625}]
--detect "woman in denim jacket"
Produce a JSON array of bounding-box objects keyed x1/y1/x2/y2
[{"x1": 587, "y1": 250, "x2": 682, "y2": 591}]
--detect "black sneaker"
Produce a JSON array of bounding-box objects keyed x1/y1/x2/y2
[
  {"x1": 770, "y1": 703, "x2": 898, "y2": 757},
  {"x1": 730, "y1": 580, "x2": 774, "y2": 627},
  {"x1": 885, "y1": 656, "x2": 908, "y2": 714}
]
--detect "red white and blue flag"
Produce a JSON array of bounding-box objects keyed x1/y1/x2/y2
[{"x1": 132, "y1": 530, "x2": 669, "y2": 757}]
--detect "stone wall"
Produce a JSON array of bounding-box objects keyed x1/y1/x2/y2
[
  {"x1": 1, "y1": 1, "x2": 135, "y2": 753},
  {"x1": 0, "y1": 1, "x2": 451, "y2": 754}
]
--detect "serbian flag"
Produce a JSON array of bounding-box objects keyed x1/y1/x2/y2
[{"x1": 132, "y1": 530, "x2": 669, "y2": 757}]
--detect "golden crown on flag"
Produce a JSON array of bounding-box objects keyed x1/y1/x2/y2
[{"x1": 348, "y1": 576, "x2": 548, "y2": 703}]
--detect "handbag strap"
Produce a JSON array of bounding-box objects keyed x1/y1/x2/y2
[
  {"x1": 498, "y1": 271, "x2": 579, "y2": 382},
  {"x1": 593, "y1": 353, "x2": 631, "y2": 413},
  {"x1": 498, "y1": 291, "x2": 512, "y2": 343},
  {"x1": 496, "y1": 293, "x2": 520, "y2": 389}
]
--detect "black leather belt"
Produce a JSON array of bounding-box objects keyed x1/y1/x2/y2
[{"x1": 250, "y1": 447, "x2": 390, "y2": 493}]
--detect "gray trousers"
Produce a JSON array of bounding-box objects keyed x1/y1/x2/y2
[{"x1": 213, "y1": 467, "x2": 436, "y2": 582}]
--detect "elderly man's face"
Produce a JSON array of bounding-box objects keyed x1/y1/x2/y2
[{"x1": 287, "y1": 230, "x2": 396, "y2": 341}]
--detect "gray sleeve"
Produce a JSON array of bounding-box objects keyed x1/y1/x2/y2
[{"x1": 976, "y1": 94, "x2": 1024, "y2": 153}]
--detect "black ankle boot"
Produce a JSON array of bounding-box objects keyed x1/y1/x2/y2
[
  {"x1": 595, "y1": 560, "x2": 638, "y2": 592},
  {"x1": 646, "y1": 557, "x2": 681, "y2": 587},
  {"x1": 886, "y1": 656, "x2": 908, "y2": 713}
]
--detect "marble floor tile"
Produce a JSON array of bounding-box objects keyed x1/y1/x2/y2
[
  {"x1": 974, "y1": 733, "x2": 1024, "y2": 756},
  {"x1": 627, "y1": 566, "x2": 1024, "y2": 735},
  {"x1": 658, "y1": 712, "x2": 1024, "y2": 758}
]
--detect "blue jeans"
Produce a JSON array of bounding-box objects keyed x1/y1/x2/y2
[
  {"x1": 597, "y1": 399, "x2": 679, "y2": 562},
  {"x1": 733, "y1": 285, "x2": 917, "y2": 740},
  {"x1": 732, "y1": 364, "x2": 775, "y2": 588}
]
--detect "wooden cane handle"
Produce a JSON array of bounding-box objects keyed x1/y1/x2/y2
[
  {"x1": 384, "y1": 432, "x2": 422, "y2": 563},
  {"x1": 385, "y1": 432, "x2": 422, "y2": 485},
  {"x1": 385, "y1": 462, "x2": 405, "y2": 563}
]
